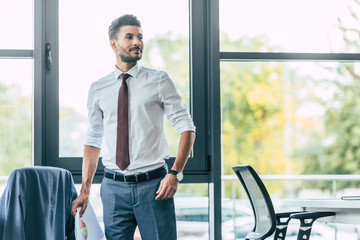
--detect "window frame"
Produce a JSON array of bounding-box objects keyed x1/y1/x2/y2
[
  {"x1": 0, "y1": 1, "x2": 40, "y2": 168},
  {"x1": 218, "y1": 4, "x2": 360, "y2": 240},
  {"x1": 37, "y1": 0, "x2": 223, "y2": 238},
  {"x1": 9, "y1": 1, "x2": 360, "y2": 239},
  {"x1": 38, "y1": 0, "x2": 213, "y2": 183},
  {"x1": 33, "y1": 0, "x2": 46, "y2": 167}
]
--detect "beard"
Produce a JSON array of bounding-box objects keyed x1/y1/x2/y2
[{"x1": 119, "y1": 47, "x2": 142, "y2": 62}]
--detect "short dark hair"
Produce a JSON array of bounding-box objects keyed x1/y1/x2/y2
[{"x1": 108, "y1": 14, "x2": 142, "y2": 40}]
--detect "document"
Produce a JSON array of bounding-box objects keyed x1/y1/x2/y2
[{"x1": 75, "y1": 203, "x2": 104, "y2": 240}]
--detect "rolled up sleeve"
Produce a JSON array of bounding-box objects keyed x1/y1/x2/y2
[
  {"x1": 84, "y1": 83, "x2": 104, "y2": 148},
  {"x1": 160, "y1": 73, "x2": 196, "y2": 134}
]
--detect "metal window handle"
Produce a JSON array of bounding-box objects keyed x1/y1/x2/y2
[{"x1": 45, "y1": 43, "x2": 52, "y2": 71}]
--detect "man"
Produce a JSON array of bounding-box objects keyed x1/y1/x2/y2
[{"x1": 71, "y1": 14, "x2": 196, "y2": 240}]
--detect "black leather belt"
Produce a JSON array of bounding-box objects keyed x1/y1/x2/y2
[{"x1": 104, "y1": 165, "x2": 167, "y2": 184}]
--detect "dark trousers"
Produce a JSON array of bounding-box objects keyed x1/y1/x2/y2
[{"x1": 100, "y1": 172, "x2": 177, "y2": 240}]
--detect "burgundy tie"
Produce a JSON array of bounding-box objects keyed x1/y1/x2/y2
[{"x1": 116, "y1": 73, "x2": 131, "y2": 170}]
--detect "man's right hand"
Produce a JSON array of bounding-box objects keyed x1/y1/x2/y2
[
  {"x1": 71, "y1": 193, "x2": 90, "y2": 217},
  {"x1": 71, "y1": 145, "x2": 100, "y2": 217}
]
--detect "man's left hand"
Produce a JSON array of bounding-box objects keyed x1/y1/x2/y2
[{"x1": 155, "y1": 174, "x2": 178, "y2": 200}]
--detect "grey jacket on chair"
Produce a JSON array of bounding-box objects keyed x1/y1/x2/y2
[{"x1": 0, "y1": 166, "x2": 78, "y2": 240}]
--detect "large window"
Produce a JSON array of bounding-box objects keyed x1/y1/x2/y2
[
  {"x1": 0, "y1": 0, "x2": 34, "y2": 176},
  {"x1": 1, "y1": 0, "x2": 214, "y2": 238},
  {"x1": 220, "y1": 0, "x2": 360, "y2": 239},
  {"x1": 59, "y1": 0, "x2": 190, "y2": 157},
  {"x1": 42, "y1": 0, "x2": 208, "y2": 180},
  {"x1": 6, "y1": 0, "x2": 360, "y2": 239}
]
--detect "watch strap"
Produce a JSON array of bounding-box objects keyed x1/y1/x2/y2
[{"x1": 168, "y1": 170, "x2": 179, "y2": 175}]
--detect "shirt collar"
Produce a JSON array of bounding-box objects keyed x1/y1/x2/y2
[{"x1": 113, "y1": 63, "x2": 141, "y2": 79}]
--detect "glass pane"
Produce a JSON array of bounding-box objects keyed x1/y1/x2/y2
[
  {"x1": 59, "y1": 0, "x2": 189, "y2": 157},
  {"x1": 0, "y1": 59, "x2": 33, "y2": 176},
  {"x1": 74, "y1": 183, "x2": 209, "y2": 240},
  {"x1": 221, "y1": 182, "x2": 253, "y2": 240},
  {"x1": 221, "y1": 61, "x2": 360, "y2": 239},
  {"x1": 221, "y1": 61, "x2": 360, "y2": 177},
  {"x1": 0, "y1": 0, "x2": 34, "y2": 49},
  {"x1": 220, "y1": 0, "x2": 360, "y2": 53},
  {"x1": 176, "y1": 184, "x2": 209, "y2": 239}
]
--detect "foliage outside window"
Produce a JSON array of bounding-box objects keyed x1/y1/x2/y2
[
  {"x1": 221, "y1": 0, "x2": 360, "y2": 199},
  {"x1": 0, "y1": 60, "x2": 33, "y2": 176}
]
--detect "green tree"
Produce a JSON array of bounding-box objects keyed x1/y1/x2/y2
[
  {"x1": 59, "y1": 106, "x2": 87, "y2": 156},
  {"x1": 0, "y1": 82, "x2": 32, "y2": 176},
  {"x1": 302, "y1": 0, "x2": 360, "y2": 174},
  {"x1": 299, "y1": 0, "x2": 360, "y2": 190},
  {"x1": 220, "y1": 34, "x2": 297, "y2": 198},
  {"x1": 141, "y1": 33, "x2": 190, "y2": 156}
]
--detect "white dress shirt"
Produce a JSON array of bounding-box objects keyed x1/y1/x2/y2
[{"x1": 85, "y1": 64, "x2": 196, "y2": 174}]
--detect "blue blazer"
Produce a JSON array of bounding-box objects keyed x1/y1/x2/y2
[{"x1": 0, "y1": 166, "x2": 78, "y2": 240}]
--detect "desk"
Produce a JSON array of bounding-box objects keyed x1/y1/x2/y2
[{"x1": 284, "y1": 199, "x2": 360, "y2": 224}]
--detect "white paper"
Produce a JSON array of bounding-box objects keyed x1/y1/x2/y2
[{"x1": 75, "y1": 203, "x2": 104, "y2": 240}]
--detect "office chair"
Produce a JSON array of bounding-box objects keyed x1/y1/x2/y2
[
  {"x1": 232, "y1": 165, "x2": 335, "y2": 240},
  {"x1": 0, "y1": 166, "x2": 78, "y2": 240}
]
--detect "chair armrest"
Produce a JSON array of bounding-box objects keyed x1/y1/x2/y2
[
  {"x1": 290, "y1": 212, "x2": 335, "y2": 240},
  {"x1": 276, "y1": 211, "x2": 304, "y2": 225},
  {"x1": 290, "y1": 211, "x2": 335, "y2": 221},
  {"x1": 274, "y1": 212, "x2": 303, "y2": 240},
  {"x1": 276, "y1": 211, "x2": 303, "y2": 219}
]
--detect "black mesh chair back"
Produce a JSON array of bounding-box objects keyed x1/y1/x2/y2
[{"x1": 233, "y1": 165, "x2": 276, "y2": 240}]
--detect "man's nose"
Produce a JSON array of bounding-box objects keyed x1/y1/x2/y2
[{"x1": 133, "y1": 38, "x2": 140, "y2": 46}]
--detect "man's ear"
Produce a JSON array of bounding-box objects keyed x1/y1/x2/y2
[{"x1": 110, "y1": 39, "x2": 117, "y2": 51}]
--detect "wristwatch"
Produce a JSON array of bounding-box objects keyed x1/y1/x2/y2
[{"x1": 168, "y1": 170, "x2": 184, "y2": 182}]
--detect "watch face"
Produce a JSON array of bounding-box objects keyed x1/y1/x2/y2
[{"x1": 177, "y1": 172, "x2": 184, "y2": 182}]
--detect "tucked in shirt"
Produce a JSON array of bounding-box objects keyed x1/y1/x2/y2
[{"x1": 84, "y1": 64, "x2": 196, "y2": 174}]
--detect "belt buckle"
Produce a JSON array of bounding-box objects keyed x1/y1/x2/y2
[{"x1": 124, "y1": 174, "x2": 138, "y2": 184}]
